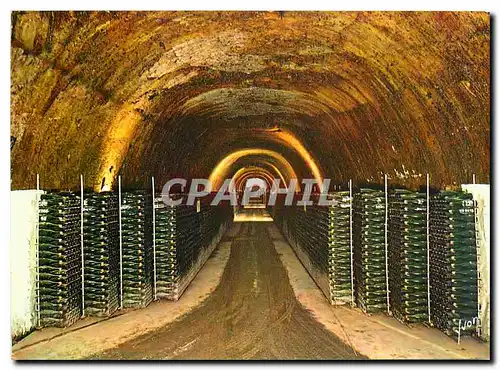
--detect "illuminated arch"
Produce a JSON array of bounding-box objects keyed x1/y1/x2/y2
[
  {"x1": 232, "y1": 168, "x2": 275, "y2": 193},
  {"x1": 208, "y1": 148, "x2": 303, "y2": 191},
  {"x1": 231, "y1": 165, "x2": 288, "y2": 192}
]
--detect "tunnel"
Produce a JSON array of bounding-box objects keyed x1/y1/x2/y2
[{"x1": 10, "y1": 11, "x2": 490, "y2": 360}]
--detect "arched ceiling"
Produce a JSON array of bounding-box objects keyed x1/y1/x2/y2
[
  {"x1": 232, "y1": 168, "x2": 275, "y2": 193},
  {"x1": 232, "y1": 164, "x2": 288, "y2": 189},
  {"x1": 208, "y1": 148, "x2": 302, "y2": 191},
  {"x1": 10, "y1": 11, "x2": 490, "y2": 191}
]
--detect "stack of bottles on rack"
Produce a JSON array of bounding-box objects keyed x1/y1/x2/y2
[
  {"x1": 83, "y1": 192, "x2": 120, "y2": 316},
  {"x1": 199, "y1": 203, "x2": 224, "y2": 250},
  {"x1": 291, "y1": 204, "x2": 330, "y2": 274},
  {"x1": 388, "y1": 189, "x2": 429, "y2": 323},
  {"x1": 353, "y1": 188, "x2": 388, "y2": 313},
  {"x1": 175, "y1": 202, "x2": 233, "y2": 297},
  {"x1": 121, "y1": 191, "x2": 153, "y2": 308},
  {"x1": 430, "y1": 190, "x2": 478, "y2": 338},
  {"x1": 153, "y1": 198, "x2": 233, "y2": 300},
  {"x1": 328, "y1": 191, "x2": 353, "y2": 304},
  {"x1": 175, "y1": 205, "x2": 202, "y2": 289},
  {"x1": 154, "y1": 197, "x2": 177, "y2": 299},
  {"x1": 266, "y1": 196, "x2": 287, "y2": 230},
  {"x1": 268, "y1": 193, "x2": 353, "y2": 304},
  {"x1": 38, "y1": 192, "x2": 82, "y2": 327}
]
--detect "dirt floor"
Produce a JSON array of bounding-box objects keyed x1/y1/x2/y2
[{"x1": 91, "y1": 221, "x2": 363, "y2": 360}]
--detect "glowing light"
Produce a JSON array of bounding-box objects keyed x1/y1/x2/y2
[
  {"x1": 250, "y1": 128, "x2": 324, "y2": 188},
  {"x1": 95, "y1": 104, "x2": 142, "y2": 192},
  {"x1": 230, "y1": 165, "x2": 286, "y2": 193},
  {"x1": 274, "y1": 130, "x2": 324, "y2": 188},
  {"x1": 234, "y1": 208, "x2": 273, "y2": 222},
  {"x1": 232, "y1": 162, "x2": 289, "y2": 191},
  {"x1": 233, "y1": 172, "x2": 272, "y2": 190},
  {"x1": 208, "y1": 149, "x2": 299, "y2": 191},
  {"x1": 236, "y1": 174, "x2": 272, "y2": 193}
]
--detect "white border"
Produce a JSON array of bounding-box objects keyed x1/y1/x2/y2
[{"x1": 2, "y1": 1, "x2": 496, "y2": 369}]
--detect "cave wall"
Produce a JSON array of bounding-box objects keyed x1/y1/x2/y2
[{"x1": 10, "y1": 11, "x2": 490, "y2": 191}]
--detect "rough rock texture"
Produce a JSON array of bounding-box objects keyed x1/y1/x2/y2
[{"x1": 10, "y1": 11, "x2": 490, "y2": 191}]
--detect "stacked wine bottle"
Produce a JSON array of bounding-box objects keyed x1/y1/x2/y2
[
  {"x1": 285, "y1": 202, "x2": 338, "y2": 301},
  {"x1": 430, "y1": 190, "x2": 478, "y2": 338},
  {"x1": 267, "y1": 196, "x2": 288, "y2": 231},
  {"x1": 200, "y1": 203, "x2": 222, "y2": 250},
  {"x1": 83, "y1": 192, "x2": 120, "y2": 316},
  {"x1": 121, "y1": 191, "x2": 154, "y2": 308},
  {"x1": 388, "y1": 189, "x2": 429, "y2": 323},
  {"x1": 153, "y1": 199, "x2": 233, "y2": 300},
  {"x1": 270, "y1": 194, "x2": 353, "y2": 304},
  {"x1": 38, "y1": 192, "x2": 82, "y2": 327},
  {"x1": 328, "y1": 191, "x2": 353, "y2": 304},
  {"x1": 175, "y1": 205, "x2": 201, "y2": 281},
  {"x1": 292, "y1": 204, "x2": 330, "y2": 277},
  {"x1": 353, "y1": 188, "x2": 388, "y2": 313},
  {"x1": 154, "y1": 197, "x2": 177, "y2": 299}
]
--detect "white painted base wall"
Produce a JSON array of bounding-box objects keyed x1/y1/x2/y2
[
  {"x1": 462, "y1": 184, "x2": 490, "y2": 342},
  {"x1": 10, "y1": 190, "x2": 42, "y2": 340}
]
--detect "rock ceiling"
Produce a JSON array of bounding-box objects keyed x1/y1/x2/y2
[{"x1": 10, "y1": 11, "x2": 490, "y2": 190}]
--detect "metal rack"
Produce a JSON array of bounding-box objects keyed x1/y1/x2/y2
[
  {"x1": 82, "y1": 192, "x2": 120, "y2": 316},
  {"x1": 353, "y1": 188, "x2": 388, "y2": 314},
  {"x1": 388, "y1": 189, "x2": 428, "y2": 323},
  {"x1": 429, "y1": 190, "x2": 478, "y2": 340},
  {"x1": 120, "y1": 191, "x2": 154, "y2": 308},
  {"x1": 37, "y1": 192, "x2": 82, "y2": 327}
]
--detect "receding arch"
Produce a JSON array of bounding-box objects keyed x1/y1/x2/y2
[
  {"x1": 231, "y1": 164, "x2": 289, "y2": 191},
  {"x1": 233, "y1": 169, "x2": 275, "y2": 193},
  {"x1": 208, "y1": 149, "x2": 304, "y2": 191}
]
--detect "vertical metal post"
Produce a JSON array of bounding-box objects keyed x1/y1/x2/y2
[
  {"x1": 384, "y1": 174, "x2": 390, "y2": 314},
  {"x1": 426, "y1": 173, "x2": 431, "y2": 324},
  {"x1": 349, "y1": 179, "x2": 354, "y2": 306},
  {"x1": 80, "y1": 174, "x2": 85, "y2": 315},
  {"x1": 36, "y1": 174, "x2": 41, "y2": 327},
  {"x1": 458, "y1": 319, "x2": 462, "y2": 345},
  {"x1": 469, "y1": 197, "x2": 479, "y2": 344},
  {"x1": 472, "y1": 173, "x2": 476, "y2": 184},
  {"x1": 118, "y1": 175, "x2": 123, "y2": 308},
  {"x1": 152, "y1": 176, "x2": 157, "y2": 300},
  {"x1": 474, "y1": 195, "x2": 481, "y2": 338}
]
